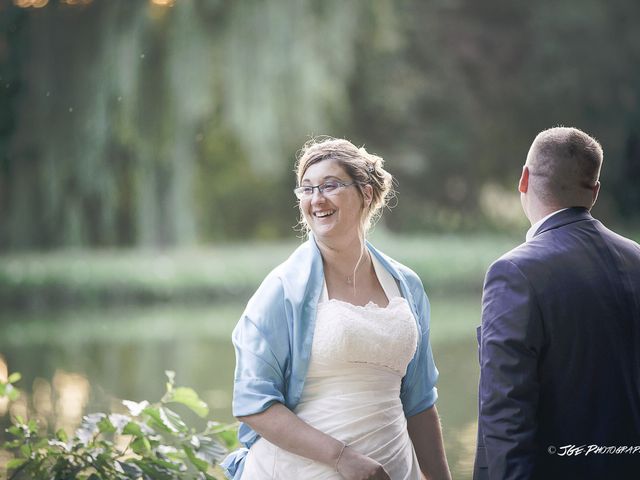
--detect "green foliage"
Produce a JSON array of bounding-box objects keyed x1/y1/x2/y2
[
  {"x1": 0, "y1": 233, "x2": 523, "y2": 310},
  {"x1": 1, "y1": 371, "x2": 238, "y2": 480},
  {"x1": 0, "y1": 373, "x2": 21, "y2": 402},
  {"x1": 2, "y1": 0, "x2": 640, "y2": 249},
  {"x1": 0, "y1": 233, "x2": 529, "y2": 310},
  {"x1": 194, "y1": 122, "x2": 293, "y2": 242}
]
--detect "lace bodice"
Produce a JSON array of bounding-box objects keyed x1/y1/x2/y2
[{"x1": 310, "y1": 296, "x2": 418, "y2": 376}]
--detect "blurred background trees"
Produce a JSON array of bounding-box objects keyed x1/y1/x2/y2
[
  {"x1": 2, "y1": 4, "x2": 639, "y2": 475},
  {"x1": 1, "y1": 0, "x2": 639, "y2": 250}
]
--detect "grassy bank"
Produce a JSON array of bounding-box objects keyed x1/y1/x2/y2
[
  {"x1": 0, "y1": 291, "x2": 482, "y2": 348},
  {"x1": 0, "y1": 232, "x2": 521, "y2": 309}
]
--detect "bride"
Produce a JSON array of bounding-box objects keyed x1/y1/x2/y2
[{"x1": 222, "y1": 137, "x2": 451, "y2": 480}]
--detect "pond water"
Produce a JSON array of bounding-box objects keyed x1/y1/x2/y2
[{"x1": 0, "y1": 294, "x2": 481, "y2": 479}]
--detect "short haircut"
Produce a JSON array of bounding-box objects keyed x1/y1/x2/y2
[{"x1": 527, "y1": 127, "x2": 603, "y2": 207}]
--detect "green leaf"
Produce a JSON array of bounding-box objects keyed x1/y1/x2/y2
[
  {"x1": 164, "y1": 387, "x2": 209, "y2": 418},
  {"x1": 192, "y1": 435, "x2": 227, "y2": 464},
  {"x1": 19, "y1": 444, "x2": 30, "y2": 457},
  {"x1": 160, "y1": 407, "x2": 188, "y2": 434},
  {"x1": 8, "y1": 372, "x2": 22, "y2": 384},
  {"x1": 133, "y1": 460, "x2": 175, "y2": 480},
  {"x1": 147, "y1": 454, "x2": 184, "y2": 472},
  {"x1": 143, "y1": 406, "x2": 171, "y2": 434},
  {"x1": 3, "y1": 383, "x2": 20, "y2": 401},
  {"x1": 217, "y1": 429, "x2": 239, "y2": 449},
  {"x1": 130, "y1": 436, "x2": 151, "y2": 455},
  {"x1": 122, "y1": 421, "x2": 144, "y2": 437},
  {"x1": 76, "y1": 413, "x2": 106, "y2": 445},
  {"x1": 122, "y1": 399, "x2": 150, "y2": 417},
  {"x1": 165, "y1": 370, "x2": 175, "y2": 393},
  {"x1": 116, "y1": 460, "x2": 144, "y2": 479},
  {"x1": 6, "y1": 458, "x2": 27, "y2": 471},
  {"x1": 3, "y1": 439, "x2": 23, "y2": 449},
  {"x1": 48, "y1": 439, "x2": 72, "y2": 452},
  {"x1": 33, "y1": 437, "x2": 49, "y2": 449},
  {"x1": 98, "y1": 416, "x2": 116, "y2": 434},
  {"x1": 108, "y1": 413, "x2": 131, "y2": 434},
  {"x1": 56, "y1": 429, "x2": 68, "y2": 442},
  {"x1": 94, "y1": 451, "x2": 114, "y2": 471},
  {"x1": 27, "y1": 419, "x2": 38, "y2": 433},
  {"x1": 143, "y1": 406, "x2": 188, "y2": 434},
  {"x1": 7, "y1": 425, "x2": 23, "y2": 437},
  {"x1": 183, "y1": 445, "x2": 209, "y2": 473}
]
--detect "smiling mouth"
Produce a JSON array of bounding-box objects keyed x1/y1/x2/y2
[{"x1": 314, "y1": 210, "x2": 336, "y2": 218}]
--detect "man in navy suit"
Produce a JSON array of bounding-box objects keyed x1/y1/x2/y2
[{"x1": 474, "y1": 127, "x2": 640, "y2": 479}]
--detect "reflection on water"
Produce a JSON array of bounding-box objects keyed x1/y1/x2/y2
[
  {"x1": 1, "y1": 339, "x2": 237, "y2": 425},
  {"x1": 32, "y1": 377, "x2": 54, "y2": 429},
  {"x1": 1, "y1": 368, "x2": 91, "y2": 438},
  {"x1": 0, "y1": 295, "x2": 481, "y2": 479},
  {"x1": 455, "y1": 420, "x2": 480, "y2": 476},
  {"x1": 431, "y1": 337, "x2": 480, "y2": 480},
  {"x1": 53, "y1": 371, "x2": 90, "y2": 435}
]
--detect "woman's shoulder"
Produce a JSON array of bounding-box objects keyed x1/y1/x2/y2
[
  {"x1": 369, "y1": 244, "x2": 430, "y2": 335},
  {"x1": 244, "y1": 239, "x2": 319, "y2": 315},
  {"x1": 368, "y1": 243, "x2": 425, "y2": 291},
  {"x1": 265, "y1": 239, "x2": 318, "y2": 289}
]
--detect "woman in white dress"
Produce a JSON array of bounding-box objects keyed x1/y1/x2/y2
[{"x1": 222, "y1": 138, "x2": 451, "y2": 480}]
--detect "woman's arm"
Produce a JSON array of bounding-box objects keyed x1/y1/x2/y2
[
  {"x1": 407, "y1": 405, "x2": 452, "y2": 480},
  {"x1": 239, "y1": 402, "x2": 390, "y2": 480}
]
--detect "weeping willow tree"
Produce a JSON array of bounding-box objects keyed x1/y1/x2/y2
[
  {"x1": 2, "y1": 0, "x2": 385, "y2": 249},
  {"x1": 3, "y1": 0, "x2": 639, "y2": 250}
]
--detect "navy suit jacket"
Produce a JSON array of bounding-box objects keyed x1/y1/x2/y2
[{"x1": 474, "y1": 207, "x2": 640, "y2": 480}]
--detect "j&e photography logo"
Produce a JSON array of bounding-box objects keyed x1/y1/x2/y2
[{"x1": 547, "y1": 445, "x2": 640, "y2": 457}]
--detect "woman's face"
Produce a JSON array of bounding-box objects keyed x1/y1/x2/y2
[{"x1": 299, "y1": 159, "x2": 371, "y2": 245}]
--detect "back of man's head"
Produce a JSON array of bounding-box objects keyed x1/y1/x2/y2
[{"x1": 526, "y1": 127, "x2": 603, "y2": 209}]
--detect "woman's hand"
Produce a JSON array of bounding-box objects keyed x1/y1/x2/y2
[{"x1": 336, "y1": 446, "x2": 391, "y2": 480}]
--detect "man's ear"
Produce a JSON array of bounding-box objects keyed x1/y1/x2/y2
[
  {"x1": 591, "y1": 181, "x2": 601, "y2": 207},
  {"x1": 519, "y1": 165, "x2": 529, "y2": 194}
]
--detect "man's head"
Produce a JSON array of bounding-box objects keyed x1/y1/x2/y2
[{"x1": 519, "y1": 127, "x2": 602, "y2": 222}]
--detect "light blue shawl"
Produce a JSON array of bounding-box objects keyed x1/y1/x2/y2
[{"x1": 221, "y1": 237, "x2": 439, "y2": 479}]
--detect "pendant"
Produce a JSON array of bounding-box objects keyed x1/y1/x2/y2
[{"x1": 346, "y1": 276, "x2": 353, "y2": 285}]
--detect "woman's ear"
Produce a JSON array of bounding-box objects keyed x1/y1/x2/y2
[{"x1": 362, "y1": 183, "x2": 373, "y2": 207}]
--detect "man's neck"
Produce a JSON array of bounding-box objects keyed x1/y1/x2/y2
[
  {"x1": 528, "y1": 206, "x2": 564, "y2": 227},
  {"x1": 526, "y1": 208, "x2": 569, "y2": 242}
]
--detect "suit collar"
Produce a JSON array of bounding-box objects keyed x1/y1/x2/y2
[
  {"x1": 533, "y1": 206, "x2": 592, "y2": 238},
  {"x1": 526, "y1": 208, "x2": 568, "y2": 242}
]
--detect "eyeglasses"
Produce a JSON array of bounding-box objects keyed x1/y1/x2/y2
[{"x1": 293, "y1": 180, "x2": 358, "y2": 200}]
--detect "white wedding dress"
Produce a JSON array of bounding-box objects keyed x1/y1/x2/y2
[{"x1": 241, "y1": 257, "x2": 422, "y2": 479}]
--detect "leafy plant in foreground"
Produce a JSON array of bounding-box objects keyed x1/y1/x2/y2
[{"x1": 1, "y1": 371, "x2": 238, "y2": 479}]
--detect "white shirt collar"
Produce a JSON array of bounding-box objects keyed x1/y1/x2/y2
[{"x1": 526, "y1": 208, "x2": 569, "y2": 242}]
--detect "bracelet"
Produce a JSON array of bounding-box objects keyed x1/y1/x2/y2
[{"x1": 335, "y1": 442, "x2": 347, "y2": 472}]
